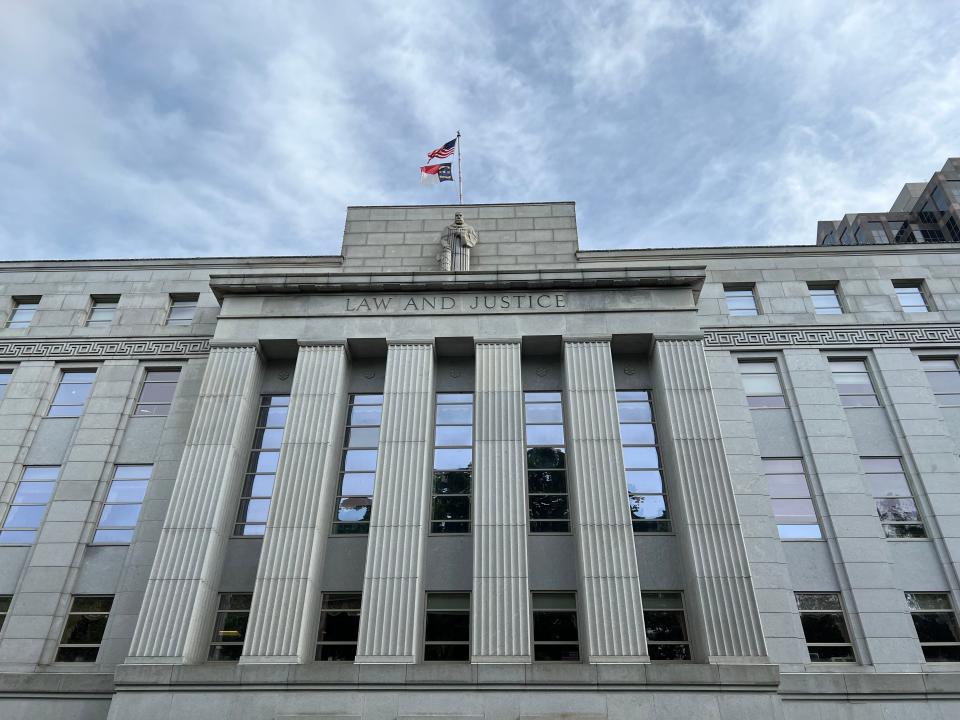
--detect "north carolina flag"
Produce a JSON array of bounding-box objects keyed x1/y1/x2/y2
[{"x1": 420, "y1": 163, "x2": 453, "y2": 185}]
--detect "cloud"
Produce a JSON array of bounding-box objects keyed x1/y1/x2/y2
[{"x1": 0, "y1": 1, "x2": 956, "y2": 259}]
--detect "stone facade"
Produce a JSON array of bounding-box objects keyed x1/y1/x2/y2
[{"x1": 1, "y1": 200, "x2": 960, "y2": 719}]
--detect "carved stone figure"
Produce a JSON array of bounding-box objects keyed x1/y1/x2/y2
[{"x1": 438, "y1": 211, "x2": 479, "y2": 271}]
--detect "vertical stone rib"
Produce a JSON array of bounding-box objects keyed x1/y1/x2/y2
[
  {"x1": 355, "y1": 343, "x2": 434, "y2": 662},
  {"x1": 128, "y1": 345, "x2": 264, "y2": 663},
  {"x1": 564, "y1": 340, "x2": 648, "y2": 662},
  {"x1": 242, "y1": 344, "x2": 348, "y2": 663},
  {"x1": 652, "y1": 338, "x2": 766, "y2": 660},
  {"x1": 472, "y1": 342, "x2": 531, "y2": 662}
]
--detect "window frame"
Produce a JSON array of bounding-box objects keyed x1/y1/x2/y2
[
  {"x1": 207, "y1": 592, "x2": 253, "y2": 661},
  {"x1": 430, "y1": 392, "x2": 474, "y2": 535},
  {"x1": 233, "y1": 395, "x2": 290, "y2": 537},
  {"x1": 795, "y1": 592, "x2": 857, "y2": 664},
  {"x1": 92, "y1": 465, "x2": 152, "y2": 545},
  {"x1": 133, "y1": 367, "x2": 182, "y2": 417},
  {"x1": 642, "y1": 590, "x2": 692, "y2": 661},
  {"x1": 5, "y1": 296, "x2": 41, "y2": 329},
  {"x1": 523, "y1": 391, "x2": 570, "y2": 534},
  {"x1": 422, "y1": 592, "x2": 471, "y2": 662},
  {"x1": 165, "y1": 294, "x2": 199, "y2": 326},
  {"x1": 531, "y1": 591, "x2": 580, "y2": 662},
  {"x1": 919, "y1": 356, "x2": 960, "y2": 407},
  {"x1": 332, "y1": 393, "x2": 384, "y2": 535},
  {"x1": 47, "y1": 368, "x2": 97, "y2": 418},
  {"x1": 892, "y1": 281, "x2": 932, "y2": 313},
  {"x1": 0, "y1": 465, "x2": 60, "y2": 545},
  {"x1": 739, "y1": 359, "x2": 787, "y2": 409},
  {"x1": 55, "y1": 595, "x2": 113, "y2": 663},
  {"x1": 861, "y1": 456, "x2": 926, "y2": 539},
  {"x1": 828, "y1": 358, "x2": 880, "y2": 407},
  {"x1": 0, "y1": 595, "x2": 10, "y2": 633},
  {"x1": 905, "y1": 592, "x2": 960, "y2": 663},
  {"x1": 0, "y1": 368, "x2": 12, "y2": 401},
  {"x1": 315, "y1": 592, "x2": 362, "y2": 661},
  {"x1": 807, "y1": 283, "x2": 844, "y2": 315},
  {"x1": 85, "y1": 295, "x2": 120, "y2": 327},
  {"x1": 763, "y1": 457, "x2": 822, "y2": 540},
  {"x1": 723, "y1": 284, "x2": 761, "y2": 317},
  {"x1": 617, "y1": 390, "x2": 671, "y2": 533}
]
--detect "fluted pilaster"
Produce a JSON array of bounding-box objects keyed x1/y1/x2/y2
[
  {"x1": 355, "y1": 343, "x2": 435, "y2": 662},
  {"x1": 652, "y1": 338, "x2": 766, "y2": 661},
  {"x1": 242, "y1": 344, "x2": 349, "y2": 663},
  {"x1": 472, "y1": 342, "x2": 531, "y2": 662},
  {"x1": 563, "y1": 340, "x2": 648, "y2": 662},
  {"x1": 128, "y1": 345, "x2": 264, "y2": 663}
]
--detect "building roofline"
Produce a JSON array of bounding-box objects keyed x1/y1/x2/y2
[
  {"x1": 577, "y1": 241, "x2": 960, "y2": 262},
  {"x1": 346, "y1": 201, "x2": 576, "y2": 209},
  {"x1": 0, "y1": 255, "x2": 344, "y2": 272}
]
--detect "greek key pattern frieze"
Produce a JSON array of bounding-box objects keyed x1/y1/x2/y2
[
  {"x1": 0, "y1": 337, "x2": 210, "y2": 360},
  {"x1": 703, "y1": 325, "x2": 960, "y2": 349}
]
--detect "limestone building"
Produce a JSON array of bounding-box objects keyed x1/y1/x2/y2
[{"x1": 2, "y1": 163, "x2": 960, "y2": 719}]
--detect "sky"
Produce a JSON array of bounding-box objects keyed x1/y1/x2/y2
[{"x1": 0, "y1": 0, "x2": 958, "y2": 260}]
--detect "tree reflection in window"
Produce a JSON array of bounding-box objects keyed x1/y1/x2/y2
[{"x1": 332, "y1": 394, "x2": 383, "y2": 534}]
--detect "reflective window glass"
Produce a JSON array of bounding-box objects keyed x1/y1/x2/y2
[
  {"x1": 525, "y1": 391, "x2": 568, "y2": 533},
  {"x1": 333, "y1": 394, "x2": 384, "y2": 535},
  {"x1": 0, "y1": 466, "x2": 59, "y2": 544},
  {"x1": 796, "y1": 592, "x2": 856, "y2": 663},
  {"x1": 6, "y1": 298, "x2": 40, "y2": 328},
  {"x1": 166, "y1": 294, "x2": 199, "y2": 326},
  {"x1": 55, "y1": 595, "x2": 113, "y2": 662},
  {"x1": 93, "y1": 465, "x2": 151, "y2": 544},
  {"x1": 921, "y1": 358, "x2": 960, "y2": 406},
  {"x1": 643, "y1": 591, "x2": 691, "y2": 660},
  {"x1": 134, "y1": 369, "x2": 180, "y2": 416},
  {"x1": 86, "y1": 296, "x2": 119, "y2": 326},
  {"x1": 234, "y1": 395, "x2": 289, "y2": 536},
  {"x1": 432, "y1": 393, "x2": 473, "y2": 534},
  {"x1": 208, "y1": 593, "x2": 252, "y2": 661},
  {"x1": 740, "y1": 361, "x2": 786, "y2": 408},
  {"x1": 617, "y1": 390, "x2": 670, "y2": 532},
  {"x1": 829, "y1": 359, "x2": 879, "y2": 407},
  {"x1": 0, "y1": 369, "x2": 10, "y2": 401},
  {"x1": 763, "y1": 458, "x2": 821, "y2": 539},
  {"x1": 808, "y1": 284, "x2": 843, "y2": 314},
  {"x1": 532, "y1": 592, "x2": 579, "y2": 661},
  {"x1": 423, "y1": 593, "x2": 470, "y2": 661},
  {"x1": 0, "y1": 595, "x2": 10, "y2": 632},
  {"x1": 724, "y1": 285, "x2": 759, "y2": 316},
  {"x1": 862, "y1": 457, "x2": 925, "y2": 538},
  {"x1": 316, "y1": 593, "x2": 362, "y2": 661},
  {"x1": 905, "y1": 592, "x2": 960, "y2": 662},
  {"x1": 893, "y1": 282, "x2": 930, "y2": 313},
  {"x1": 48, "y1": 370, "x2": 96, "y2": 417}
]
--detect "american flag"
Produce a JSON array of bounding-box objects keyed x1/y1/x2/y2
[{"x1": 427, "y1": 137, "x2": 457, "y2": 160}]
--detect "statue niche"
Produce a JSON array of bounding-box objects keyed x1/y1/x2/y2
[{"x1": 438, "y1": 211, "x2": 479, "y2": 271}]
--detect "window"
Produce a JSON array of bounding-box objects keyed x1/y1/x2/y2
[
  {"x1": 5, "y1": 297, "x2": 39, "y2": 328},
  {"x1": 617, "y1": 391, "x2": 670, "y2": 532},
  {"x1": 763, "y1": 458, "x2": 821, "y2": 539},
  {"x1": 723, "y1": 285, "x2": 759, "y2": 316},
  {"x1": 93, "y1": 465, "x2": 151, "y2": 544},
  {"x1": 796, "y1": 592, "x2": 855, "y2": 663},
  {"x1": 740, "y1": 361, "x2": 786, "y2": 408},
  {"x1": 86, "y1": 296, "x2": 119, "y2": 326},
  {"x1": 55, "y1": 596, "x2": 113, "y2": 662},
  {"x1": 234, "y1": 395, "x2": 289, "y2": 536},
  {"x1": 0, "y1": 466, "x2": 59, "y2": 544},
  {"x1": 808, "y1": 284, "x2": 843, "y2": 315},
  {"x1": 893, "y1": 281, "x2": 931, "y2": 313},
  {"x1": 868, "y1": 221, "x2": 888, "y2": 244},
  {"x1": 921, "y1": 358, "x2": 960, "y2": 405},
  {"x1": 432, "y1": 393, "x2": 473, "y2": 534},
  {"x1": 642, "y1": 591, "x2": 691, "y2": 660},
  {"x1": 333, "y1": 394, "x2": 383, "y2": 534},
  {"x1": 0, "y1": 369, "x2": 10, "y2": 401},
  {"x1": 906, "y1": 592, "x2": 960, "y2": 662},
  {"x1": 134, "y1": 369, "x2": 180, "y2": 416},
  {"x1": 48, "y1": 370, "x2": 96, "y2": 417},
  {"x1": 166, "y1": 294, "x2": 199, "y2": 326},
  {"x1": 532, "y1": 592, "x2": 579, "y2": 661},
  {"x1": 0, "y1": 596, "x2": 10, "y2": 632},
  {"x1": 316, "y1": 593, "x2": 361, "y2": 661},
  {"x1": 947, "y1": 181, "x2": 960, "y2": 203},
  {"x1": 423, "y1": 593, "x2": 470, "y2": 661},
  {"x1": 947, "y1": 217, "x2": 960, "y2": 244},
  {"x1": 524, "y1": 391, "x2": 569, "y2": 533},
  {"x1": 862, "y1": 457, "x2": 925, "y2": 538},
  {"x1": 208, "y1": 592, "x2": 252, "y2": 661},
  {"x1": 828, "y1": 359, "x2": 879, "y2": 407}
]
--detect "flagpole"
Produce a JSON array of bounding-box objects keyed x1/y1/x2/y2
[{"x1": 456, "y1": 130, "x2": 463, "y2": 204}]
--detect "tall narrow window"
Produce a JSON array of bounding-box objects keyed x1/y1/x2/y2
[
  {"x1": 316, "y1": 593, "x2": 362, "y2": 661},
  {"x1": 55, "y1": 596, "x2": 113, "y2": 662},
  {"x1": 524, "y1": 391, "x2": 568, "y2": 533},
  {"x1": 48, "y1": 370, "x2": 96, "y2": 417},
  {"x1": 0, "y1": 466, "x2": 59, "y2": 544},
  {"x1": 642, "y1": 591, "x2": 691, "y2": 660},
  {"x1": 0, "y1": 369, "x2": 11, "y2": 400},
  {"x1": 208, "y1": 592, "x2": 252, "y2": 661},
  {"x1": 723, "y1": 285, "x2": 759, "y2": 316},
  {"x1": 862, "y1": 457, "x2": 925, "y2": 538},
  {"x1": 920, "y1": 358, "x2": 960, "y2": 405},
  {"x1": 828, "y1": 359, "x2": 879, "y2": 407},
  {"x1": 0, "y1": 596, "x2": 10, "y2": 631},
  {"x1": 134, "y1": 369, "x2": 180, "y2": 416},
  {"x1": 764, "y1": 458, "x2": 821, "y2": 539},
  {"x1": 905, "y1": 592, "x2": 960, "y2": 662},
  {"x1": 166, "y1": 294, "x2": 199, "y2": 326},
  {"x1": 93, "y1": 465, "x2": 151, "y2": 544},
  {"x1": 6, "y1": 297, "x2": 40, "y2": 328},
  {"x1": 740, "y1": 361, "x2": 786, "y2": 408},
  {"x1": 532, "y1": 592, "x2": 579, "y2": 661},
  {"x1": 423, "y1": 593, "x2": 470, "y2": 661},
  {"x1": 86, "y1": 296, "x2": 119, "y2": 326},
  {"x1": 808, "y1": 284, "x2": 843, "y2": 314},
  {"x1": 617, "y1": 391, "x2": 670, "y2": 532},
  {"x1": 432, "y1": 393, "x2": 473, "y2": 533},
  {"x1": 333, "y1": 394, "x2": 383, "y2": 534},
  {"x1": 234, "y1": 395, "x2": 289, "y2": 536},
  {"x1": 893, "y1": 281, "x2": 931, "y2": 313},
  {"x1": 868, "y1": 222, "x2": 888, "y2": 244},
  {"x1": 796, "y1": 592, "x2": 855, "y2": 663}
]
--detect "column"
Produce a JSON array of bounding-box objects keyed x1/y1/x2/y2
[
  {"x1": 472, "y1": 341, "x2": 531, "y2": 662},
  {"x1": 652, "y1": 338, "x2": 766, "y2": 662},
  {"x1": 242, "y1": 343, "x2": 349, "y2": 663},
  {"x1": 564, "y1": 340, "x2": 648, "y2": 663},
  {"x1": 355, "y1": 343, "x2": 434, "y2": 663},
  {"x1": 128, "y1": 344, "x2": 264, "y2": 663}
]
